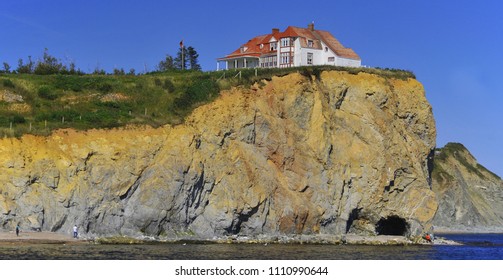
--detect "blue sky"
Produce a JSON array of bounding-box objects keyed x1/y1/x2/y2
[{"x1": 1, "y1": 0, "x2": 502, "y2": 176}]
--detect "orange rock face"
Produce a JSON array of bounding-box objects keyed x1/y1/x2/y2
[{"x1": 0, "y1": 71, "x2": 437, "y2": 239}]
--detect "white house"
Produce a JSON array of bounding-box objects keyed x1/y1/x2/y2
[{"x1": 217, "y1": 23, "x2": 361, "y2": 70}]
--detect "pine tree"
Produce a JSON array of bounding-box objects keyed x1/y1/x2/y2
[
  {"x1": 187, "y1": 46, "x2": 201, "y2": 71},
  {"x1": 174, "y1": 46, "x2": 188, "y2": 70}
]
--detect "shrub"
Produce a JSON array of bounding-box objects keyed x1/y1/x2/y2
[
  {"x1": 163, "y1": 79, "x2": 175, "y2": 93},
  {"x1": 97, "y1": 83, "x2": 113, "y2": 93},
  {"x1": 0, "y1": 115, "x2": 10, "y2": 126},
  {"x1": 81, "y1": 109, "x2": 123, "y2": 128},
  {"x1": 34, "y1": 48, "x2": 65, "y2": 75},
  {"x1": 38, "y1": 86, "x2": 59, "y2": 100},
  {"x1": 2, "y1": 79, "x2": 15, "y2": 88},
  {"x1": 173, "y1": 78, "x2": 219, "y2": 110},
  {"x1": 96, "y1": 100, "x2": 133, "y2": 112},
  {"x1": 154, "y1": 78, "x2": 175, "y2": 93},
  {"x1": 53, "y1": 75, "x2": 84, "y2": 92},
  {"x1": 35, "y1": 109, "x2": 80, "y2": 122},
  {"x1": 9, "y1": 114, "x2": 26, "y2": 124},
  {"x1": 187, "y1": 79, "x2": 219, "y2": 102}
]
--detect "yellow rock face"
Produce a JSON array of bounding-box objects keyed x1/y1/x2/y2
[{"x1": 0, "y1": 71, "x2": 436, "y2": 238}]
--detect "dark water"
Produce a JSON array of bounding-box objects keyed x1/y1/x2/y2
[{"x1": 0, "y1": 234, "x2": 502, "y2": 260}]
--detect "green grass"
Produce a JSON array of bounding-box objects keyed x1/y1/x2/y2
[
  {"x1": 433, "y1": 143, "x2": 500, "y2": 180},
  {"x1": 431, "y1": 160, "x2": 455, "y2": 186},
  {"x1": 0, "y1": 66, "x2": 415, "y2": 137}
]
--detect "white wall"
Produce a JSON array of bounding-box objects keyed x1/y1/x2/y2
[
  {"x1": 319, "y1": 41, "x2": 361, "y2": 67},
  {"x1": 335, "y1": 57, "x2": 361, "y2": 67},
  {"x1": 293, "y1": 38, "x2": 303, "y2": 67},
  {"x1": 294, "y1": 38, "x2": 326, "y2": 66},
  {"x1": 295, "y1": 40, "x2": 362, "y2": 67}
]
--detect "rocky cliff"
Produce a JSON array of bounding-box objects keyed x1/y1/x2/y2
[
  {"x1": 432, "y1": 143, "x2": 503, "y2": 232},
  {"x1": 0, "y1": 71, "x2": 437, "y2": 239}
]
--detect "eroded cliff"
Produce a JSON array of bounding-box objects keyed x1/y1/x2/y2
[
  {"x1": 432, "y1": 143, "x2": 503, "y2": 232},
  {"x1": 0, "y1": 71, "x2": 437, "y2": 239}
]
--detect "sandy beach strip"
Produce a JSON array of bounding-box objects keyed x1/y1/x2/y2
[{"x1": 0, "y1": 231, "x2": 86, "y2": 244}]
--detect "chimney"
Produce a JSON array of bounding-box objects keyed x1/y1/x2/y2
[
  {"x1": 272, "y1": 28, "x2": 280, "y2": 34},
  {"x1": 308, "y1": 22, "x2": 314, "y2": 31}
]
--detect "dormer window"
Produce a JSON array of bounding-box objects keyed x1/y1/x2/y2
[
  {"x1": 260, "y1": 44, "x2": 264, "y2": 49},
  {"x1": 308, "y1": 40, "x2": 314, "y2": 48},
  {"x1": 270, "y1": 42, "x2": 277, "y2": 51}
]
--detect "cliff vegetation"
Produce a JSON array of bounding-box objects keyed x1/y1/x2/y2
[{"x1": 0, "y1": 66, "x2": 414, "y2": 137}]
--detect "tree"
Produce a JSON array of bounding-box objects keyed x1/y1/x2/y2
[
  {"x1": 2, "y1": 62, "x2": 11, "y2": 73},
  {"x1": 187, "y1": 46, "x2": 201, "y2": 71},
  {"x1": 17, "y1": 56, "x2": 34, "y2": 74},
  {"x1": 113, "y1": 68, "x2": 125, "y2": 75},
  {"x1": 93, "y1": 67, "x2": 106, "y2": 75},
  {"x1": 174, "y1": 46, "x2": 188, "y2": 70},
  {"x1": 93, "y1": 62, "x2": 106, "y2": 75},
  {"x1": 34, "y1": 48, "x2": 65, "y2": 74},
  {"x1": 68, "y1": 62, "x2": 77, "y2": 75},
  {"x1": 157, "y1": 54, "x2": 175, "y2": 71}
]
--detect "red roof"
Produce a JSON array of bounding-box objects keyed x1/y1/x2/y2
[
  {"x1": 220, "y1": 24, "x2": 360, "y2": 61},
  {"x1": 314, "y1": 30, "x2": 360, "y2": 60},
  {"x1": 223, "y1": 34, "x2": 267, "y2": 59}
]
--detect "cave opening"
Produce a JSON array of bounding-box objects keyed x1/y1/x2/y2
[{"x1": 375, "y1": 215, "x2": 409, "y2": 236}]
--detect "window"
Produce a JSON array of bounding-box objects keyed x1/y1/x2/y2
[
  {"x1": 307, "y1": 53, "x2": 313, "y2": 65},
  {"x1": 328, "y1": 57, "x2": 335, "y2": 62},
  {"x1": 261, "y1": 56, "x2": 277, "y2": 68},
  {"x1": 308, "y1": 40, "x2": 314, "y2": 48},
  {"x1": 325, "y1": 47, "x2": 329, "y2": 52},
  {"x1": 280, "y1": 52, "x2": 290, "y2": 64},
  {"x1": 240, "y1": 46, "x2": 248, "y2": 53},
  {"x1": 281, "y1": 38, "x2": 290, "y2": 47},
  {"x1": 270, "y1": 42, "x2": 277, "y2": 51},
  {"x1": 270, "y1": 56, "x2": 277, "y2": 67}
]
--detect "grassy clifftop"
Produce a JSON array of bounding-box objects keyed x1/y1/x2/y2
[
  {"x1": 433, "y1": 143, "x2": 501, "y2": 185},
  {"x1": 0, "y1": 71, "x2": 219, "y2": 136},
  {"x1": 0, "y1": 66, "x2": 415, "y2": 137}
]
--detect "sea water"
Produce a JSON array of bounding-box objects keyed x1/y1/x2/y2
[{"x1": 0, "y1": 234, "x2": 502, "y2": 260}]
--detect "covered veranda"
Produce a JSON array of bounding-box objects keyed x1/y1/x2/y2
[{"x1": 216, "y1": 56, "x2": 260, "y2": 70}]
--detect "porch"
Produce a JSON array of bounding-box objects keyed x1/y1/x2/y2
[{"x1": 217, "y1": 56, "x2": 260, "y2": 70}]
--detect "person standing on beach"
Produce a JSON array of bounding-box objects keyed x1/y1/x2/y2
[
  {"x1": 15, "y1": 225, "x2": 20, "y2": 237},
  {"x1": 73, "y1": 225, "x2": 78, "y2": 239}
]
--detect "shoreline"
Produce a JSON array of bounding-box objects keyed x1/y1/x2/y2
[
  {"x1": 0, "y1": 231, "x2": 87, "y2": 245},
  {"x1": 434, "y1": 229, "x2": 503, "y2": 235},
  {"x1": 0, "y1": 231, "x2": 464, "y2": 246}
]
